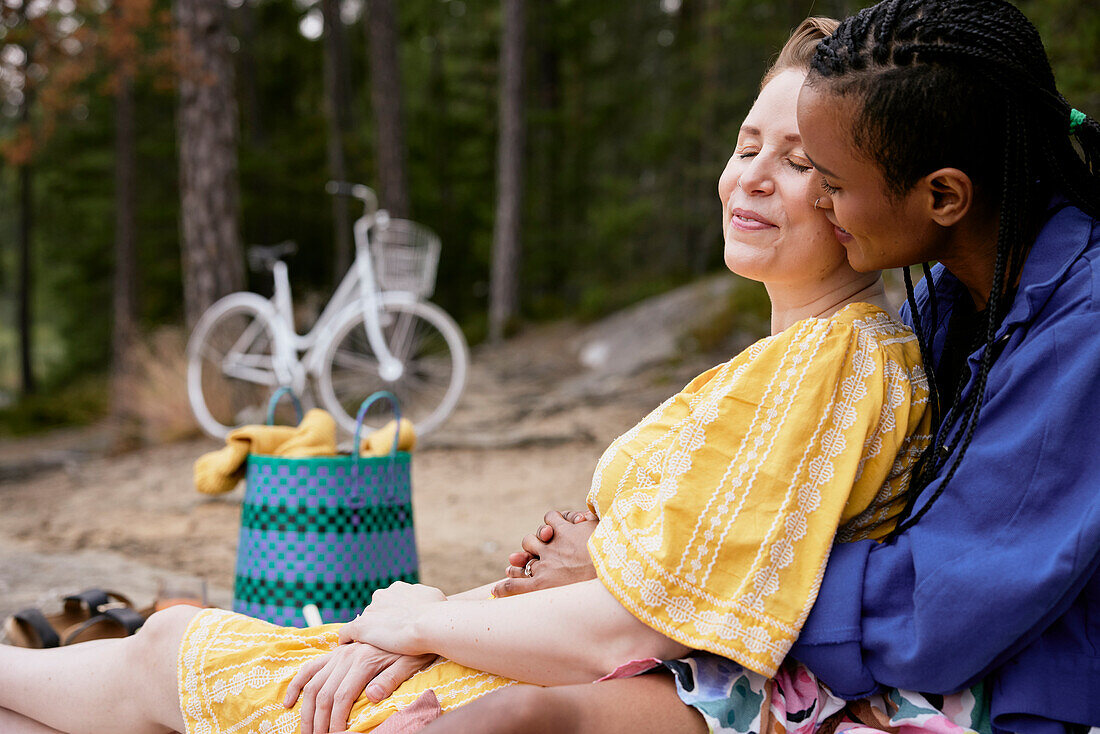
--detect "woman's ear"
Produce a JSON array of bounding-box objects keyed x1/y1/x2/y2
[{"x1": 920, "y1": 167, "x2": 974, "y2": 227}]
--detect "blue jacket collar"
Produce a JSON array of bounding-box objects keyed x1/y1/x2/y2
[
  {"x1": 1002, "y1": 199, "x2": 1094, "y2": 331},
  {"x1": 918, "y1": 198, "x2": 1094, "y2": 338}
]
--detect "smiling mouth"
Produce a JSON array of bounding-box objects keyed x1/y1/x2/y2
[
  {"x1": 833, "y1": 225, "x2": 854, "y2": 244},
  {"x1": 729, "y1": 208, "x2": 776, "y2": 231}
]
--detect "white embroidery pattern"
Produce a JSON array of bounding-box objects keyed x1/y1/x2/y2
[
  {"x1": 178, "y1": 609, "x2": 516, "y2": 733},
  {"x1": 587, "y1": 304, "x2": 931, "y2": 676}
]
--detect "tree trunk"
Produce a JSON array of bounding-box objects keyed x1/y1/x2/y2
[
  {"x1": 18, "y1": 160, "x2": 34, "y2": 396},
  {"x1": 366, "y1": 0, "x2": 410, "y2": 218},
  {"x1": 175, "y1": 0, "x2": 244, "y2": 329},
  {"x1": 111, "y1": 69, "x2": 139, "y2": 431},
  {"x1": 323, "y1": 0, "x2": 353, "y2": 283},
  {"x1": 17, "y1": 64, "x2": 34, "y2": 396},
  {"x1": 488, "y1": 0, "x2": 525, "y2": 343}
]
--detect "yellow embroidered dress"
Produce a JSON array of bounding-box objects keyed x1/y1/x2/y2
[
  {"x1": 587, "y1": 302, "x2": 930, "y2": 676},
  {"x1": 177, "y1": 302, "x2": 929, "y2": 733}
]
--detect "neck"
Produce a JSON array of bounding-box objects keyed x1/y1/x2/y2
[
  {"x1": 938, "y1": 205, "x2": 1003, "y2": 310},
  {"x1": 767, "y1": 276, "x2": 890, "y2": 335}
]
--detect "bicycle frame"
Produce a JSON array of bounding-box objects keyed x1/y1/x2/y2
[{"x1": 260, "y1": 202, "x2": 410, "y2": 388}]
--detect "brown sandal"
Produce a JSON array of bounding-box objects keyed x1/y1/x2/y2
[
  {"x1": 61, "y1": 605, "x2": 152, "y2": 645},
  {"x1": 3, "y1": 589, "x2": 134, "y2": 648}
]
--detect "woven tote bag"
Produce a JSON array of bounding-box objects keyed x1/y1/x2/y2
[{"x1": 233, "y1": 389, "x2": 418, "y2": 627}]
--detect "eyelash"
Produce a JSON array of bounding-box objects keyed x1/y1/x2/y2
[
  {"x1": 736, "y1": 151, "x2": 811, "y2": 175},
  {"x1": 820, "y1": 178, "x2": 840, "y2": 194}
]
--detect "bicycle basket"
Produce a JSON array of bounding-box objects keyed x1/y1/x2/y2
[{"x1": 369, "y1": 219, "x2": 441, "y2": 299}]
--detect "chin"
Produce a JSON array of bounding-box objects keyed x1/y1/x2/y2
[
  {"x1": 724, "y1": 260, "x2": 771, "y2": 282},
  {"x1": 842, "y1": 245, "x2": 881, "y2": 273},
  {"x1": 846, "y1": 257, "x2": 881, "y2": 274}
]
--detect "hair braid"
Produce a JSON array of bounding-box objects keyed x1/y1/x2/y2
[
  {"x1": 807, "y1": 0, "x2": 1100, "y2": 535},
  {"x1": 892, "y1": 264, "x2": 942, "y2": 528},
  {"x1": 920, "y1": 261, "x2": 940, "y2": 424}
]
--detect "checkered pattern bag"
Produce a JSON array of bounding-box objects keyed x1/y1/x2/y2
[{"x1": 233, "y1": 390, "x2": 418, "y2": 627}]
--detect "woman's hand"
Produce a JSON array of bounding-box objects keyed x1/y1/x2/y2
[
  {"x1": 337, "y1": 582, "x2": 447, "y2": 655},
  {"x1": 492, "y1": 510, "x2": 599, "y2": 598},
  {"x1": 284, "y1": 641, "x2": 436, "y2": 734}
]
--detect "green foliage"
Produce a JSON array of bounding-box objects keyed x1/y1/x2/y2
[
  {"x1": 0, "y1": 373, "x2": 108, "y2": 436},
  {"x1": 1015, "y1": 0, "x2": 1100, "y2": 113},
  {"x1": 3, "y1": 0, "x2": 1097, "y2": 428}
]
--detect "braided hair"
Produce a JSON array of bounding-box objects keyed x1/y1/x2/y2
[{"x1": 807, "y1": 0, "x2": 1100, "y2": 535}]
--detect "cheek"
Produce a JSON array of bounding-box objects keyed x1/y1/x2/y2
[
  {"x1": 789, "y1": 176, "x2": 819, "y2": 212},
  {"x1": 717, "y1": 161, "x2": 738, "y2": 207},
  {"x1": 835, "y1": 190, "x2": 886, "y2": 237},
  {"x1": 832, "y1": 199, "x2": 859, "y2": 233},
  {"x1": 784, "y1": 184, "x2": 829, "y2": 236},
  {"x1": 794, "y1": 206, "x2": 847, "y2": 261}
]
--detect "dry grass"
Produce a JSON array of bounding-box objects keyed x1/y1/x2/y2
[{"x1": 122, "y1": 327, "x2": 203, "y2": 444}]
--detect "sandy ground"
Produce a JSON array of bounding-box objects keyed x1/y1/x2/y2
[{"x1": 0, "y1": 322, "x2": 731, "y2": 630}]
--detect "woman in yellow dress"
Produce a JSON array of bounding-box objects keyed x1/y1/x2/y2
[{"x1": 0, "y1": 17, "x2": 929, "y2": 734}]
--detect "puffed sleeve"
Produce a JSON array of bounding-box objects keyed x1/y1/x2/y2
[{"x1": 587, "y1": 304, "x2": 929, "y2": 677}]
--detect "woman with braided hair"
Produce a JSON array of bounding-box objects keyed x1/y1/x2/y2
[
  {"x1": 430, "y1": 0, "x2": 1100, "y2": 732},
  {"x1": 791, "y1": 1, "x2": 1100, "y2": 730}
]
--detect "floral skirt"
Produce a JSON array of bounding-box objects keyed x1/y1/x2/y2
[
  {"x1": 664, "y1": 653, "x2": 991, "y2": 734},
  {"x1": 177, "y1": 609, "x2": 516, "y2": 734}
]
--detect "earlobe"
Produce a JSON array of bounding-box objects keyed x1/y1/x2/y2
[{"x1": 924, "y1": 167, "x2": 973, "y2": 227}]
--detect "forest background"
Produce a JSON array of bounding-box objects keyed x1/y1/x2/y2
[{"x1": 0, "y1": 0, "x2": 1097, "y2": 437}]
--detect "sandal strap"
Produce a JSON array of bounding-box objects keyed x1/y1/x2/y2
[
  {"x1": 12, "y1": 608, "x2": 61, "y2": 648},
  {"x1": 63, "y1": 589, "x2": 133, "y2": 614},
  {"x1": 62, "y1": 607, "x2": 147, "y2": 645},
  {"x1": 63, "y1": 589, "x2": 109, "y2": 612}
]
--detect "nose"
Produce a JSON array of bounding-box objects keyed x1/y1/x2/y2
[{"x1": 737, "y1": 156, "x2": 774, "y2": 196}]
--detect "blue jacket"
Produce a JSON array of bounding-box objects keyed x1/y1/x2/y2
[{"x1": 790, "y1": 201, "x2": 1100, "y2": 734}]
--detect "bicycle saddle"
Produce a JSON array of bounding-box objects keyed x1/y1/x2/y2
[{"x1": 247, "y1": 241, "x2": 298, "y2": 272}]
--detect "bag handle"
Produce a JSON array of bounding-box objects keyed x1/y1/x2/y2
[
  {"x1": 266, "y1": 387, "x2": 304, "y2": 426},
  {"x1": 350, "y1": 391, "x2": 404, "y2": 507},
  {"x1": 352, "y1": 390, "x2": 403, "y2": 459}
]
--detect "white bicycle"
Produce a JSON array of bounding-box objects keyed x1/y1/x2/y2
[{"x1": 187, "y1": 183, "x2": 468, "y2": 439}]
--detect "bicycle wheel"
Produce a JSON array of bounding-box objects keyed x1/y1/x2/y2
[
  {"x1": 187, "y1": 295, "x2": 283, "y2": 439},
  {"x1": 319, "y1": 300, "x2": 468, "y2": 436}
]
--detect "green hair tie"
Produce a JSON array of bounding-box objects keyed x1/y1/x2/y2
[{"x1": 1070, "y1": 108, "x2": 1087, "y2": 132}]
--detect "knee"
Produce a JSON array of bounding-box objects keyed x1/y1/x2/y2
[{"x1": 130, "y1": 606, "x2": 200, "y2": 662}]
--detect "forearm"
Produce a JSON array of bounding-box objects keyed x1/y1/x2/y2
[
  {"x1": 446, "y1": 581, "x2": 499, "y2": 601},
  {"x1": 417, "y1": 579, "x2": 689, "y2": 685}
]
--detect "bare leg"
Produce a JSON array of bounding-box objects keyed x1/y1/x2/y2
[
  {"x1": 421, "y1": 672, "x2": 706, "y2": 734},
  {"x1": 0, "y1": 606, "x2": 199, "y2": 734},
  {"x1": 0, "y1": 708, "x2": 65, "y2": 734}
]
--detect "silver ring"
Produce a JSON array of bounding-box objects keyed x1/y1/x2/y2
[
  {"x1": 523, "y1": 558, "x2": 537, "y2": 578},
  {"x1": 814, "y1": 197, "x2": 822, "y2": 210}
]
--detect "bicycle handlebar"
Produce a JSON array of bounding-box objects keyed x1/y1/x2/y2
[{"x1": 326, "y1": 181, "x2": 379, "y2": 216}]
